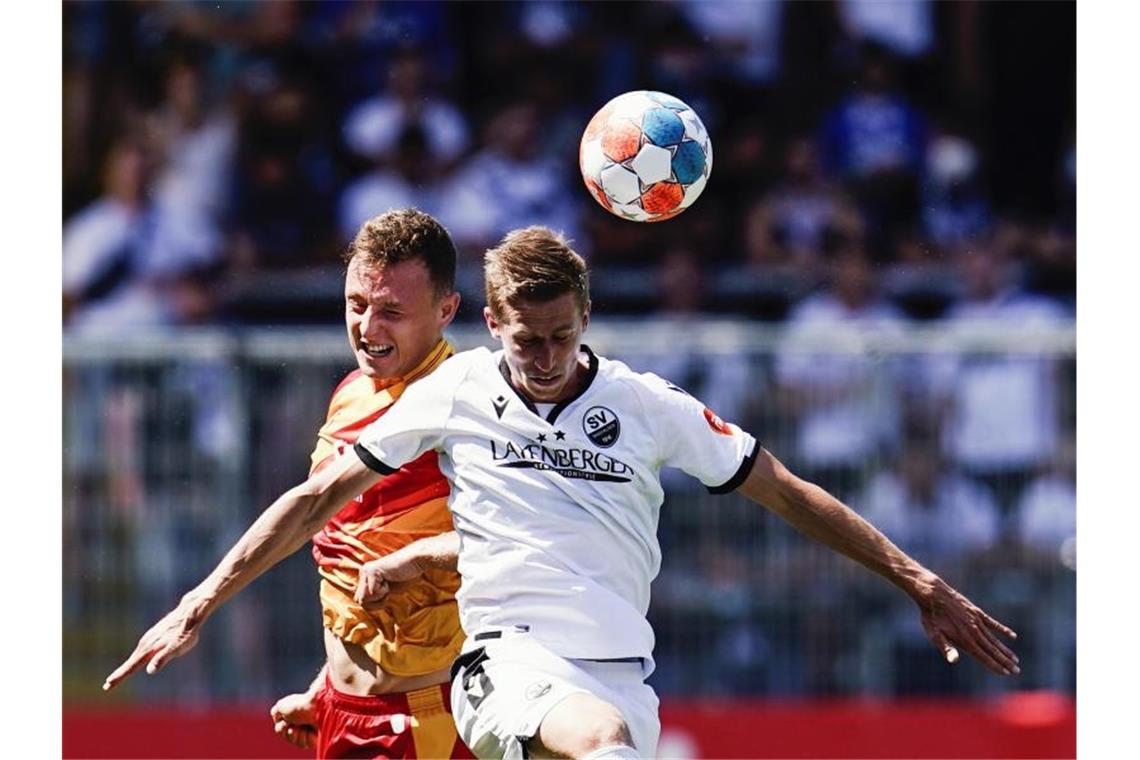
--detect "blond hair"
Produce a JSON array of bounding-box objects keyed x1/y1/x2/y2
[{"x1": 484, "y1": 227, "x2": 589, "y2": 319}]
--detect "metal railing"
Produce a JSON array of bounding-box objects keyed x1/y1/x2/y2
[{"x1": 64, "y1": 320, "x2": 1076, "y2": 703}]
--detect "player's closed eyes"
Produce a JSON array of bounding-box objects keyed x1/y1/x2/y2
[{"x1": 518, "y1": 334, "x2": 570, "y2": 347}]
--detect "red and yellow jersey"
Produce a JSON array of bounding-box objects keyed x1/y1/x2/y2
[{"x1": 310, "y1": 339, "x2": 463, "y2": 676}]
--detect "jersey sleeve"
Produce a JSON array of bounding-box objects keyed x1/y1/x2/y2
[
  {"x1": 639, "y1": 373, "x2": 759, "y2": 494},
  {"x1": 354, "y1": 355, "x2": 465, "y2": 474}
]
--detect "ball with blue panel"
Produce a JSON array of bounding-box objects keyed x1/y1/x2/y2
[{"x1": 579, "y1": 90, "x2": 713, "y2": 222}]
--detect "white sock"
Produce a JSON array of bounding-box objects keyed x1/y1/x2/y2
[{"x1": 581, "y1": 744, "x2": 641, "y2": 760}]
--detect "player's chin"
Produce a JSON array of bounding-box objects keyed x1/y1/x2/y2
[
  {"x1": 525, "y1": 376, "x2": 566, "y2": 401},
  {"x1": 357, "y1": 349, "x2": 399, "y2": 377}
]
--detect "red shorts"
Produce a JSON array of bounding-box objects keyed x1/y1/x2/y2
[{"x1": 315, "y1": 676, "x2": 475, "y2": 759}]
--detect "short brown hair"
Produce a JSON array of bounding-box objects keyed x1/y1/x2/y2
[
  {"x1": 484, "y1": 227, "x2": 590, "y2": 319},
  {"x1": 343, "y1": 208, "x2": 457, "y2": 296}
]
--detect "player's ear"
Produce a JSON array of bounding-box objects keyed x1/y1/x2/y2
[
  {"x1": 483, "y1": 306, "x2": 501, "y2": 339},
  {"x1": 581, "y1": 300, "x2": 591, "y2": 332},
  {"x1": 437, "y1": 291, "x2": 461, "y2": 328}
]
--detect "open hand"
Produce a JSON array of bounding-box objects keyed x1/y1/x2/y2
[
  {"x1": 103, "y1": 598, "x2": 205, "y2": 691},
  {"x1": 270, "y1": 691, "x2": 320, "y2": 749},
  {"x1": 917, "y1": 577, "x2": 1020, "y2": 676}
]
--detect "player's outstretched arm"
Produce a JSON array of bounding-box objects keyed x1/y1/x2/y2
[
  {"x1": 355, "y1": 530, "x2": 459, "y2": 604},
  {"x1": 103, "y1": 451, "x2": 382, "y2": 691},
  {"x1": 736, "y1": 445, "x2": 1020, "y2": 676}
]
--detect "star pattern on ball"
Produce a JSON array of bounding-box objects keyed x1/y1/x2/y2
[{"x1": 579, "y1": 90, "x2": 711, "y2": 222}]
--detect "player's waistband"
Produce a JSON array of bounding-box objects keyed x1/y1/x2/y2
[
  {"x1": 319, "y1": 674, "x2": 453, "y2": 715},
  {"x1": 464, "y1": 625, "x2": 645, "y2": 664}
]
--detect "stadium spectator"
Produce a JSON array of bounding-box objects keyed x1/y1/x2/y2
[
  {"x1": 1011, "y1": 437, "x2": 1076, "y2": 691},
  {"x1": 744, "y1": 135, "x2": 863, "y2": 270},
  {"x1": 337, "y1": 123, "x2": 446, "y2": 243},
  {"x1": 774, "y1": 248, "x2": 906, "y2": 498},
  {"x1": 855, "y1": 440, "x2": 1001, "y2": 564},
  {"x1": 305, "y1": 1, "x2": 458, "y2": 113},
  {"x1": 342, "y1": 45, "x2": 470, "y2": 172},
  {"x1": 146, "y1": 56, "x2": 236, "y2": 226},
  {"x1": 131, "y1": 54, "x2": 234, "y2": 321},
  {"x1": 1014, "y1": 438, "x2": 1076, "y2": 558},
  {"x1": 627, "y1": 247, "x2": 755, "y2": 492},
  {"x1": 837, "y1": 0, "x2": 934, "y2": 59},
  {"x1": 934, "y1": 242, "x2": 1069, "y2": 513},
  {"x1": 921, "y1": 129, "x2": 990, "y2": 249},
  {"x1": 1023, "y1": 224, "x2": 1076, "y2": 308},
  {"x1": 229, "y1": 67, "x2": 338, "y2": 269},
  {"x1": 64, "y1": 138, "x2": 222, "y2": 333},
  {"x1": 677, "y1": 0, "x2": 786, "y2": 88},
  {"x1": 853, "y1": 436, "x2": 1001, "y2": 695},
  {"x1": 818, "y1": 43, "x2": 927, "y2": 252},
  {"x1": 63, "y1": 140, "x2": 152, "y2": 333},
  {"x1": 441, "y1": 101, "x2": 581, "y2": 257}
]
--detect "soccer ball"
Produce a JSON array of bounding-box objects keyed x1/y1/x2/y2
[{"x1": 579, "y1": 90, "x2": 712, "y2": 222}]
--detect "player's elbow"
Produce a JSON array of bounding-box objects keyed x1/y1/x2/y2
[
  {"x1": 744, "y1": 448, "x2": 812, "y2": 516},
  {"x1": 288, "y1": 480, "x2": 338, "y2": 538}
]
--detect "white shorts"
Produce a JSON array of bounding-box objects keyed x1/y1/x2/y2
[{"x1": 449, "y1": 628, "x2": 660, "y2": 759}]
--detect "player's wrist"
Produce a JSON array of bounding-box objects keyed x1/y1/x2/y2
[
  {"x1": 392, "y1": 545, "x2": 429, "y2": 576},
  {"x1": 900, "y1": 567, "x2": 944, "y2": 607},
  {"x1": 178, "y1": 587, "x2": 215, "y2": 623}
]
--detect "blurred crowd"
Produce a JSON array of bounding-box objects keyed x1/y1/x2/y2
[
  {"x1": 63, "y1": 0, "x2": 1075, "y2": 332},
  {"x1": 63, "y1": 0, "x2": 1075, "y2": 702}
]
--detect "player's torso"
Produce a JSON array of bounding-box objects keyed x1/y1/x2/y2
[
  {"x1": 312, "y1": 371, "x2": 455, "y2": 569},
  {"x1": 436, "y1": 350, "x2": 666, "y2": 658},
  {"x1": 313, "y1": 354, "x2": 464, "y2": 677}
]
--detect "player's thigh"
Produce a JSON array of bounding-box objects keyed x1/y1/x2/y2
[
  {"x1": 450, "y1": 639, "x2": 592, "y2": 759},
  {"x1": 608, "y1": 672, "x2": 660, "y2": 757},
  {"x1": 529, "y1": 691, "x2": 632, "y2": 759},
  {"x1": 574, "y1": 660, "x2": 660, "y2": 757}
]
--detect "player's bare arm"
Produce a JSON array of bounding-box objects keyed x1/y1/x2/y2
[
  {"x1": 103, "y1": 450, "x2": 383, "y2": 691},
  {"x1": 355, "y1": 530, "x2": 460, "y2": 605},
  {"x1": 270, "y1": 664, "x2": 327, "y2": 750},
  {"x1": 736, "y1": 445, "x2": 1021, "y2": 677}
]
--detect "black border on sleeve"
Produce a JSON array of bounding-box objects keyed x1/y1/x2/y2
[
  {"x1": 706, "y1": 439, "x2": 760, "y2": 495},
  {"x1": 353, "y1": 442, "x2": 400, "y2": 475}
]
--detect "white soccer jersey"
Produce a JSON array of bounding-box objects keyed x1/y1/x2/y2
[{"x1": 355, "y1": 345, "x2": 757, "y2": 666}]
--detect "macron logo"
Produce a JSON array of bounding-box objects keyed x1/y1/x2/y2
[{"x1": 492, "y1": 395, "x2": 509, "y2": 419}]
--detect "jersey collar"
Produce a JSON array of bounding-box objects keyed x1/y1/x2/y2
[
  {"x1": 498, "y1": 344, "x2": 599, "y2": 424},
  {"x1": 371, "y1": 338, "x2": 454, "y2": 392}
]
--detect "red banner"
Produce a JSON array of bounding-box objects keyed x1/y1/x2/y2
[{"x1": 64, "y1": 693, "x2": 1074, "y2": 759}]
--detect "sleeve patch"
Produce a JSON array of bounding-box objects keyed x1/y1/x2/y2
[{"x1": 703, "y1": 407, "x2": 733, "y2": 436}]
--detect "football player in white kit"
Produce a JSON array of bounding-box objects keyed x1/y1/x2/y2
[
  {"x1": 106, "y1": 225, "x2": 1020, "y2": 760},
  {"x1": 351, "y1": 227, "x2": 1020, "y2": 759}
]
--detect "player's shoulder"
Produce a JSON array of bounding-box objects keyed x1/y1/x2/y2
[
  {"x1": 418, "y1": 345, "x2": 495, "y2": 388},
  {"x1": 327, "y1": 369, "x2": 370, "y2": 408},
  {"x1": 443, "y1": 345, "x2": 495, "y2": 372},
  {"x1": 595, "y1": 351, "x2": 688, "y2": 402}
]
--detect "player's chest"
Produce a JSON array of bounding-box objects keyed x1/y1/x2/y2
[{"x1": 450, "y1": 392, "x2": 653, "y2": 486}]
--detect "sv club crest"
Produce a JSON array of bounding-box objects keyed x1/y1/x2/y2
[{"x1": 582, "y1": 406, "x2": 620, "y2": 448}]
